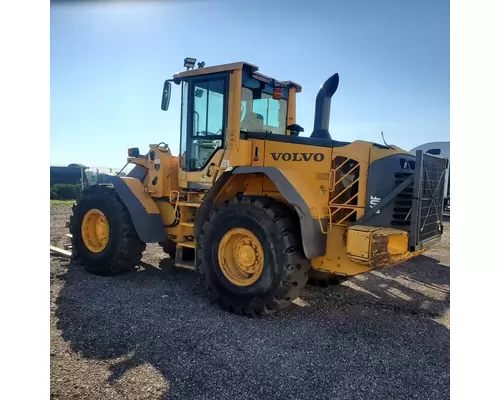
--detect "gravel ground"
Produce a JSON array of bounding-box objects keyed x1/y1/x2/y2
[{"x1": 50, "y1": 203, "x2": 450, "y2": 400}]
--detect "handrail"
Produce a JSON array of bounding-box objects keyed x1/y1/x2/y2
[{"x1": 169, "y1": 190, "x2": 181, "y2": 225}]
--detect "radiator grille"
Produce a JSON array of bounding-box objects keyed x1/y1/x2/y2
[
  {"x1": 409, "y1": 151, "x2": 448, "y2": 249},
  {"x1": 417, "y1": 155, "x2": 447, "y2": 243},
  {"x1": 392, "y1": 171, "x2": 413, "y2": 227}
]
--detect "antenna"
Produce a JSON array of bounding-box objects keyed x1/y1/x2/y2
[{"x1": 381, "y1": 131, "x2": 389, "y2": 147}]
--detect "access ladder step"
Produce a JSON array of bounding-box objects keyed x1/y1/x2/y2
[
  {"x1": 174, "y1": 261, "x2": 196, "y2": 271},
  {"x1": 177, "y1": 241, "x2": 196, "y2": 249},
  {"x1": 177, "y1": 201, "x2": 202, "y2": 208},
  {"x1": 180, "y1": 222, "x2": 195, "y2": 228}
]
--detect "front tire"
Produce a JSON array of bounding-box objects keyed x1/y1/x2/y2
[
  {"x1": 198, "y1": 195, "x2": 311, "y2": 317},
  {"x1": 70, "y1": 185, "x2": 145, "y2": 276}
]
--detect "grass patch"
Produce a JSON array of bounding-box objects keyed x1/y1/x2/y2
[{"x1": 50, "y1": 199, "x2": 76, "y2": 206}]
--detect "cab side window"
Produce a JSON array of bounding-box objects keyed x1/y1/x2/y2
[{"x1": 187, "y1": 78, "x2": 226, "y2": 171}]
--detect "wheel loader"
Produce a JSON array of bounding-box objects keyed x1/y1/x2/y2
[{"x1": 69, "y1": 57, "x2": 448, "y2": 316}]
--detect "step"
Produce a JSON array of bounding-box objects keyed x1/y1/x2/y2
[
  {"x1": 174, "y1": 261, "x2": 196, "y2": 270},
  {"x1": 180, "y1": 222, "x2": 195, "y2": 228},
  {"x1": 177, "y1": 201, "x2": 202, "y2": 208},
  {"x1": 177, "y1": 241, "x2": 196, "y2": 249}
]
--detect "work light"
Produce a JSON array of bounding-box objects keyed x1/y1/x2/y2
[{"x1": 184, "y1": 57, "x2": 196, "y2": 70}]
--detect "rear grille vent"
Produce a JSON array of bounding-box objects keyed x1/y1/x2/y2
[
  {"x1": 399, "y1": 158, "x2": 415, "y2": 170},
  {"x1": 391, "y1": 171, "x2": 413, "y2": 227}
]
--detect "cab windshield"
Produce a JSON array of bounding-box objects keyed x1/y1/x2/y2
[{"x1": 240, "y1": 75, "x2": 288, "y2": 134}]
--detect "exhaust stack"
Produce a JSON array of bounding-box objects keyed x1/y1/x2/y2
[{"x1": 311, "y1": 73, "x2": 340, "y2": 140}]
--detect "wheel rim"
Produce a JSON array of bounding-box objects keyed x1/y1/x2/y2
[
  {"x1": 81, "y1": 208, "x2": 110, "y2": 253},
  {"x1": 217, "y1": 228, "x2": 264, "y2": 287}
]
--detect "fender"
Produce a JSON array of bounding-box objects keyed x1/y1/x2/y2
[
  {"x1": 194, "y1": 171, "x2": 234, "y2": 238},
  {"x1": 233, "y1": 167, "x2": 326, "y2": 259},
  {"x1": 194, "y1": 169, "x2": 326, "y2": 259},
  {"x1": 108, "y1": 176, "x2": 165, "y2": 243}
]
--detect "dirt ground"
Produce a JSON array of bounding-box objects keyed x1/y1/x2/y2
[{"x1": 50, "y1": 203, "x2": 450, "y2": 400}]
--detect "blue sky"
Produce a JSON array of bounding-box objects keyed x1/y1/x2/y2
[{"x1": 50, "y1": 0, "x2": 449, "y2": 167}]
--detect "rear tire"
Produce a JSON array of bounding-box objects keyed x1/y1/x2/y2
[
  {"x1": 198, "y1": 195, "x2": 311, "y2": 317},
  {"x1": 70, "y1": 185, "x2": 145, "y2": 276}
]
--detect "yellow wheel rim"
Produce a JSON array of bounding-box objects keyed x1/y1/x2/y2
[
  {"x1": 217, "y1": 228, "x2": 264, "y2": 287},
  {"x1": 81, "y1": 208, "x2": 110, "y2": 253}
]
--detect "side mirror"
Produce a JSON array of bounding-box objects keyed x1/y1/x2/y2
[
  {"x1": 426, "y1": 148, "x2": 441, "y2": 155},
  {"x1": 161, "y1": 80, "x2": 172, "y2": 111}
]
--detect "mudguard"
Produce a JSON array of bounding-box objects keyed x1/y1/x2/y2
[
  {"x1": 194, "y1": 167, "x2": 326, "y2": 259},
  {"x1": 108, "y1": 176, "x2": 165, "y2": 243},
  {"x1": 232, "y1": 167, "x2": 326, "y2": 259}
]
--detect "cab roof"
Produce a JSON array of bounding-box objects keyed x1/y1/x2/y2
[{"x1": 173, "y1": 61, "x2": 302, "y2": 92}]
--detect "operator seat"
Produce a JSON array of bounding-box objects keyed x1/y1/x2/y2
[
  {"x1": 241, "y1": 112, "x2": 265, "y2": 132},
  {"x1": 252, "y1": 112, "x2": 265, "y2": 131}
]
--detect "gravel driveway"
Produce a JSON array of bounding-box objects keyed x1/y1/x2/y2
[{"x1": 50, "y1": 204, "x2": 450, "y2": 399}]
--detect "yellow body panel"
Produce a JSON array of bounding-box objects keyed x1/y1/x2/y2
[
  {"x1": 144, "y1": 147, "x2": 179, "y2": 198},
  {"x1": 182, "y1": 149, "x2": 225, "y2": 188},
  {"x1": 222, "y1": 140, "x2": 252, "y2": 169},
  {"x1": 286, "y1": 87, "x2": 297, "y2": 131},
  {"x1": 312, "y1": 226, "x2": 373, "y2": 276},
  {"x1": 346, "y1": 226, "x2": 412, "y2": 266},
  {"x1": 346, "y1": 227, "x2": 372, "y2": 259},
  {"x1": 311, "y1": 225, "x2": 428, "y2": 277},
  {"x1": 156, "y1": 200, "x2": 177, "y2": 226},
  {"x1": 249, "y1": 139, "x2": 333, "y2": 218},
  {"x1": 227, "y1": 69, "x2": 242, "y2": 150},
  {"x1": 122, "y1": 177, "x2": 161, "y2": 215}
]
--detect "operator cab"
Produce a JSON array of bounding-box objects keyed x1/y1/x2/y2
[{"x1": 161, "y1": 58, "x2": 353, "y2": 173}]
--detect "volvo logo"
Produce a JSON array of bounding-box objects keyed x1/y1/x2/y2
[{"x1": 270, "y1": 152, "x2": 325, "y2": 162}]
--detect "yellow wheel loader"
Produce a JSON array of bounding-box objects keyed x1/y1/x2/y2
[{"x1": 69, "y1": 58, "x2": 448, "y2": 316}]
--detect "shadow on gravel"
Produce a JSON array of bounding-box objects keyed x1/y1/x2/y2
[
  {"x1": 302, "y1": 255, "x2": 450, "y2": 321},
  {"x1": 55, "y1": 255, "x2": 450, "y2": 400}
]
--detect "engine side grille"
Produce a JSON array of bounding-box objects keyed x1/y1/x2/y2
[
  {"x1": 391, "y1": 172, "x2": 414, "y2": 227},
  {"x1": 329, "y1": 156, "x2": 361, "y2": 225},
  {"x1": 362, "y1": 151, "x2": 447, "y2": 251}
]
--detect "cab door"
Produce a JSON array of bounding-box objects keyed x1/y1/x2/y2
[{"x1": 178, "y1": 73, "x2": 229, "y2": 189}]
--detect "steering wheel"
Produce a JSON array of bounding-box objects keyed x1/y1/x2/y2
[{"x1": 157, "y1": 142, "x2": 170, "y2": 153}]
